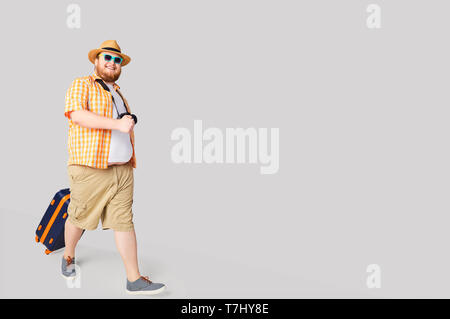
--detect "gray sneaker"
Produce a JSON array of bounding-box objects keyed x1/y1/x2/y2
[
  {"x1": 61, "y1": 256, "x2": 76, "y2": 279},
  {"x1": 126, "y1": 276, "x2": 166, "y2": 295}
]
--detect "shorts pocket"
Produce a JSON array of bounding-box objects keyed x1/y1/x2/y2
[
  {"x1": 68, "y1": 165, "x2": 90, "y2": 183},
  {"x1": 68, "y1": 197, "x2": 88, "y2": 221}
]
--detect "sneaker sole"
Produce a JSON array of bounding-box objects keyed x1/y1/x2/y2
[
  {"x1": 126, "y1": 286, "x2": 166, "y2": 295},
  {"x1": 61, "y1": 273, "x2": 77, "y2": 280}
]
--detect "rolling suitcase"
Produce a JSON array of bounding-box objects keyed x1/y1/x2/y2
[{"x1": 35, "y1": 188, "x2": 83, "y2": 255}]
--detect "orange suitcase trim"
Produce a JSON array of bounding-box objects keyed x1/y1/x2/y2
[{"x1": 39, "y1": 193, "x2": 70, "y2": 244}]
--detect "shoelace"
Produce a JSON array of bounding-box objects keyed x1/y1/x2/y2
[
  {"x1": 65, "y1": 256, "x2": 74, "y2": 267},
  {"x1": 141, "y1": 276, "x2": 153, "y2": 284}
]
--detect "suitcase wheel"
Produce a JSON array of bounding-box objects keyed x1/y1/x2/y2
[
  {"x1": 45, "y1": 249, "x2": 52, "y2": 255},
  {"x1": 35, "y1": 235, "x2": 39, "y2": 243}
]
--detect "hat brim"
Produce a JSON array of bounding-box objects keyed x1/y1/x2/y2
[{"x1": 88, "y1": 48, "x2": 131, "y2": 66}]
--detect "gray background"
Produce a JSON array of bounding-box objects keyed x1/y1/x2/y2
[{"x1": 0, "y1": 0, "x2": 448, "y2": 298}]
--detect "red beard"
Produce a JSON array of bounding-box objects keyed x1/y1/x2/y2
[{"x1": 96, "y1": 65, "x2": 121, "y2": 82}]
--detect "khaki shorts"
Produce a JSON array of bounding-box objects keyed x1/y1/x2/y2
[{"x1": 67, "y1": 162, "x2": 134, "y2": 232}]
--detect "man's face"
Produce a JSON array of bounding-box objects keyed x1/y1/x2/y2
[{"x1": 94, "y1": 52, "x2": 122, "y2": 82}]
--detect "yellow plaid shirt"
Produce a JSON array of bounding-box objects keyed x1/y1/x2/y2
[{"x1": 64, "y1": 72, "x2": 136, "y2": 169}]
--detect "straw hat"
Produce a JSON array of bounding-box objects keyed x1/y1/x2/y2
[{"x1": 88, "y1": 40, "x2": 131, "y2": 66}]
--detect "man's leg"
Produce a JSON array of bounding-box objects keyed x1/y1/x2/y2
[
  {"x1": 64, "y1": 219, "x2": 83, "y2": 259},
  {"x1": 105, "y1": 164, "x2": 165, "y2": 294},
  {"x1": 114, "y1": 229, "x2": 141, "y2": 282}
]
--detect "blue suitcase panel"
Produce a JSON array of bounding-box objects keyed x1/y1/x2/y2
[{"x1": 35, "y1": 188, "x2": 71, "y2": 254}]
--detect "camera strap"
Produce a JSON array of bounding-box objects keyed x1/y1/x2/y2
[
  {"x1": 95, "y1": 78, "x2": 122, "y2": 117},
  {"x1": 94, "y1": 77, "x2": 137, "y2": 124}
]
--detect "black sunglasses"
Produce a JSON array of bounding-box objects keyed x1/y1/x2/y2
[{"x1": 101, "y1": 53, "x2": 123, "y2": 65}]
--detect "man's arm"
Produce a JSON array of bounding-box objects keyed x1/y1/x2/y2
[{"x1": 70, "y1": 110, "x2": 134, "y2": 133}]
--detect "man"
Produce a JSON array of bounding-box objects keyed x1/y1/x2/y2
[{"x1": 63, "y1": 40, "x2": 166, "y2": 295}]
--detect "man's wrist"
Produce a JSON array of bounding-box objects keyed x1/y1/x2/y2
[{"x1": 111, "y1": 118, "x2": 119, "y2": 130}]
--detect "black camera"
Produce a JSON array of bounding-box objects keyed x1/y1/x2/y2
[{"x1": 118, "y1": 112, "x2": 138, "y2": 124}]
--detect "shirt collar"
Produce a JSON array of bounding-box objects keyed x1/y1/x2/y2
[{"x1": 92, "y1": 72, "x2": 120, "y2": 90}]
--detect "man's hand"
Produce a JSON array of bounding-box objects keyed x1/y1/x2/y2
[{"x1": 116, "y1": 115, "x2": 135, "y2": 133}]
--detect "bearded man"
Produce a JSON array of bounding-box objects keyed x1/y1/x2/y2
[{"x1": 62, "y1": 40, "x2": 166, "y2": 295}]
